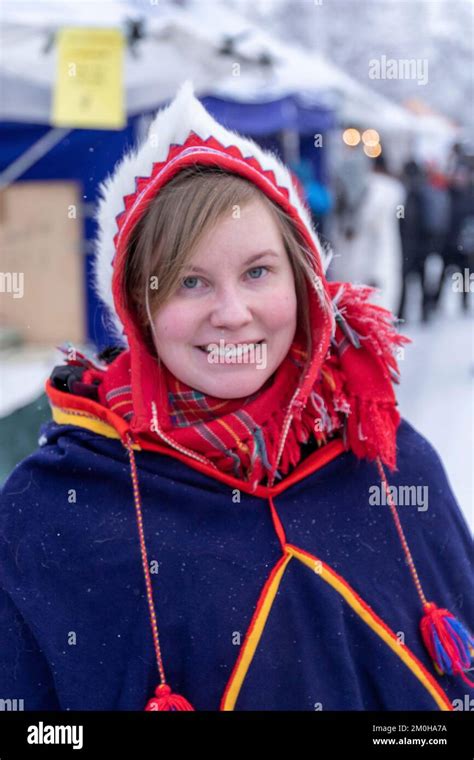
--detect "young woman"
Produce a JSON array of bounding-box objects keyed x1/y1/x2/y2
[{"x1": 1, "y1": 82, "x2": 472, "y2": 711}]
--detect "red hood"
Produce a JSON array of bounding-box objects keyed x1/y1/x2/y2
[
  {"x1": 109, "y1": 132, "x2": 334, "y2": 437},
  {"x1": 85, "y1": 81, "x2": 337, "y2": 441}
]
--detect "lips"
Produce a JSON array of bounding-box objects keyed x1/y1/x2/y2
[{"x1": 196, "y1": 339, "x2": 265, "y2": 353}]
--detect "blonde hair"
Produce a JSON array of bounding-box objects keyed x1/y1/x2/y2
[{"x1": 123, "y1": 164, "x2": 317, "y2": 357}]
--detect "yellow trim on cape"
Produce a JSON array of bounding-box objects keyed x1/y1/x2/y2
[
  {"x1": 222, "y1": 551, "x2": 293, "y2": 710},
  {"x1": 222, "y1": 545, "x2": 452, "y2": 711},
  {"x1": 288, "y1": 546, "x2": 451, "y2": 711},
  {"x1": 51, "y1": 406, "x2": 141, "y2": 450}
]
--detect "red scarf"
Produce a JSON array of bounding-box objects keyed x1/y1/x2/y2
[{"x1": 96, "y1": 282, "x2": 409, "y2": 491}]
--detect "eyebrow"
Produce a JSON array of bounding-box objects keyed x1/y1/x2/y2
[{"x1": 185, "y1": 249, "x2": 280, "y2": 275}]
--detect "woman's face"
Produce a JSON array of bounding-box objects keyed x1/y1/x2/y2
[{"x1": 151, "y1": 197, "x2": 298, "y2": 399}]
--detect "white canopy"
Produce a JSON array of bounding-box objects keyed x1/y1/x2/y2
[
  {"x1": 0, "y1": 0, "x2": 272, "y2": 122},
  {"x1": 1, "y1": 0, "x2": 424, "y2": 136}
]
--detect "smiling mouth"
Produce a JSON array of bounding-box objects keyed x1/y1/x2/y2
[{"x1": 196, "y1": 339, "x2": 265, "y2": 355}]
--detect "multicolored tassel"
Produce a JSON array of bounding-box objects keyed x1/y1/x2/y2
[
  {"x1": 420, "y1": 603, "x2": 474, "y2": 687},
  {"x1": 376, "y1": 457, "x2": 474, "y2": 689},
  {"x1": 145, "y1": 683, "x2": 195, "y2": 711}
]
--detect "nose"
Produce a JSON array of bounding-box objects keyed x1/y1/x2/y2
[{"x1": 208, "y1": 285, "x2": 253, "y2": 332}]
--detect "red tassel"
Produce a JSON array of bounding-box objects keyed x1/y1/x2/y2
[
  {"x1": 420, "y1": 602, "x2": 474, "y2": 687},
  {"x1": 144, "y1": 683, "x2": 195, "y2": 711}
]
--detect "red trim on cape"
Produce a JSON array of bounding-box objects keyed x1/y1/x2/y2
[{"x1": 45, "y1": 377, "x2": 346, "y2": 498}]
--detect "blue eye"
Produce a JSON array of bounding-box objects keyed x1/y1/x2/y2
[
  {"x1": 248, "y1": 266, "x2": 268, "y2": 279},
  {"x1": 182, "y1": 276, "x2": 200, "y2": 289}
]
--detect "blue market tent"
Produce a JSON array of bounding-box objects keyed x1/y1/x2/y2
[{"x1": 201, "y1": 94, "x2": 334, "y2": 137}]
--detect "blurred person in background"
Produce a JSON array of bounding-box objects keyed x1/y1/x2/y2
[
  {"x1": 291, "y1": 158, "x2": 333, "y2": 239},
  {"x1": 397, "y1": 160, "x2": 432, "y2": 322},
  {"x1": 328, "y1": 141, "x2": 368, "y2": 265},
  {"x1": 432, "y1": 148, "x2": 474, "y2": 313},
  {"x1": 422, "y1": 162, "x2": 451, "y2": 262},
  {"x1": 329, "y1": 152, "x2": 404, "y2": 314}
]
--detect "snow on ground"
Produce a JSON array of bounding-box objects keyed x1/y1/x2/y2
[{"x1": 396, "y1": 284, "x2": 473, "y2": 533}]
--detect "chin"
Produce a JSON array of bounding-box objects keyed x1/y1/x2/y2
[{"x1": 192, "y1": 370, "x2": 271, "y2": 400}]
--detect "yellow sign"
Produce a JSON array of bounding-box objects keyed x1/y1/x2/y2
[{"x1": 52, "y1": 27, "x2": 125, "y2": 130}]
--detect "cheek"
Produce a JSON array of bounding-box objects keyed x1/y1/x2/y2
[
  {"x1": 153, "y1": 303, "x2": 196, "y2": 344},
  {"x1": 261, "y1": 283, "x2": 297, "y2": 328}
]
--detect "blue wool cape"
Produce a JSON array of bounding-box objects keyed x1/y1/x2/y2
[{"x1": 0, "y1": 415, "x2": 473, "y2": 711}]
